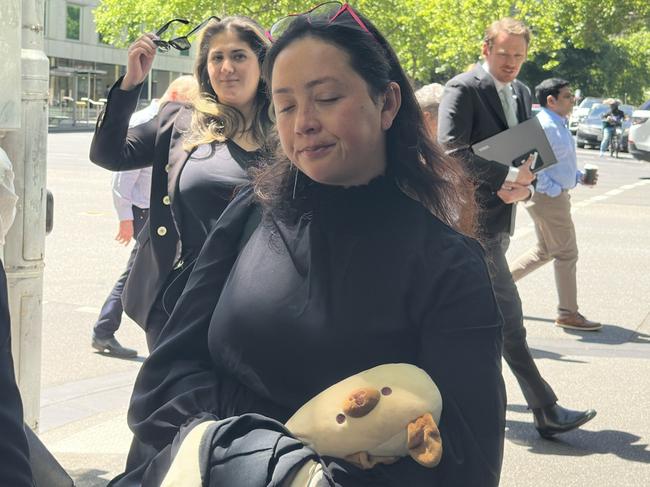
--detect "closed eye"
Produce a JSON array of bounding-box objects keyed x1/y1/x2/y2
[
  {"x1": 277, "y1": 105, "x2": 295, "y2": 114},
  {"x1": 317, "y1": 97, "x2": 340, "y2": 103}
]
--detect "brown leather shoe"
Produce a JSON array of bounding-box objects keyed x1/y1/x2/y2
[{"x1": 555, "y1": 312, "x2": 602, "y2": 331}]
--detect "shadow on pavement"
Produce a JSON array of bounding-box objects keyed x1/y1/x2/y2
[
  {"x1": 92, "y1": 352, "x2": 145, "y2": 363},
  {"x1": 506, "y1": 419, "x2": 650, "y2": 464},
  {"x1": 524, "y1": 315, "x2": 650, "y2": 346},
  {"x1": 67, "y1": 468, "x2": 111, "y2": 487},
  {"x1": 561, "y1": 326, "x2": 650, "y2": 346},
  {"x1": 529, "y1": 347, "x2": 587, "y2": 363}
]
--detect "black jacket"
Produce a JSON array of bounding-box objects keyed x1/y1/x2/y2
[
  {"x1": 438, "y1": 64, "x2": 532, "y2": 236},
  {"x1": 89, "y1": 79, "x2": 193, "y2": 328}
]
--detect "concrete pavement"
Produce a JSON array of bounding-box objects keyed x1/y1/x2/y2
[{"x1": 37, "y1": 133, "x2": 650, "y2": 486}]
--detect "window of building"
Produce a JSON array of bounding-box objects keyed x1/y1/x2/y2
[
  {"x1": 66, "y1": 4, "x2": 81, "y2": 40},
  {"x1": 180, "y1": 49, "x2": 190, "y2": 57}
]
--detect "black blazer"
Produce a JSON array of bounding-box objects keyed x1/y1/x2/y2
[
  {"x1": 89, "y1": 79, "x2": 195, "y2": 328},
  {"x1": 438, "y1": 63, "x2": 532, "y2": 236},
  {"x1": 0, "y1": 262, "x2": 33, "y2": 487}
]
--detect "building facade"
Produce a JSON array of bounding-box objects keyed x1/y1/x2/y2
[{"x1": 44, "y1": 0, "x2": 194, "y2": 127}]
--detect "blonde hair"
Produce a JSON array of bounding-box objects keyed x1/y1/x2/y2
[
  {"x1": 183, "y1": 16, "x2": 272, "y2": 151},
  {"x1": 483, "y1": 17, "x2": 531, "y2": 48}
]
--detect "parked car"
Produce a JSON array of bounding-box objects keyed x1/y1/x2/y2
[
  {"x1": 629, "y1": 100, "x2": 650, "y2": 161},
  {"x1": 576, "y1": 103, "x2": 634, "y2": 151},
  {"x1": 569, "y1": 97, "x2": 603, "y2": 134}
]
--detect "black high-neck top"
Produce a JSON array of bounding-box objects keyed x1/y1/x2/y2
[{"x1": 127, "y1": 177, "x2": 506, "y2": 487}]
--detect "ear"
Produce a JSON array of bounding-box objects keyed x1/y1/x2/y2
[
  {"x1": 406, "y1": 413, "x2": 443, "y2": 468},
  {"x1": 546, "y1": 94, "x2": 556, "y2": 109},
  {"x1": 380, "y1": 81, "x2": 401, "y2": 131},
  {"x1": 481, "y1": 41, "x2": 490, "y2": 58}
]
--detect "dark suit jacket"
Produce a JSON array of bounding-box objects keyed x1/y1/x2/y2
[
  {"x1": 0, "y1": 261, "x2": 34, "y2": 487},
  {"x1": 89, "y1": 78, "x2": 195, "y2": 328},
  {"x1": 438, "y1": 64, "x2": 532, "y2": 236}
]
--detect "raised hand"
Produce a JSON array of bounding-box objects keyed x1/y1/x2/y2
[{"x1": 120, "y1": 34, "x2": 158, "y2": 91}]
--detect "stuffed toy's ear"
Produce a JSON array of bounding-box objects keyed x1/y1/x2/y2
[{"x1": 407, "y1": 413, "x2": 442, "y2": 467}]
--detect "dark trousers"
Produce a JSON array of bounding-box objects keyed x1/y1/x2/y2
[
  {"x1": 93, "y1": 206, "x2": 149, "y2": 339},
  {"x1": 484, "y1": 233, "x2": 557, "y2": 409}
]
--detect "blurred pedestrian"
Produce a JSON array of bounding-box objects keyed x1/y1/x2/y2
[
  {"x1": 599, "y1": 99, "x2": 625, "y2": 157},
  {"x1": 415, "y1": 82, "x2": 444, "y2": 137},
  {"x1": 90, "y1": 16, "x2": 272, "y2": 351},
  {"x1": 438, "y1": 18, "x2": 596, "y2": 438},
  {"x1": 510, "y1": 78, "x2": 602, "y2": 331},
  {"x1": 91, "y1": 76, "x2": 197, "y2": 358},
  {"x1": 0, "y1": 145, "x2": 33, "y2": 487}
]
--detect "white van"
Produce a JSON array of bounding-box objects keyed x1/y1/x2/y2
[{"x1": 629, "y1": 101, "x2": 650, "y2": 162}]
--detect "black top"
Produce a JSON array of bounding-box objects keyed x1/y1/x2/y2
[
  {"x1": 123, "y1": 177, "x2": 506, "y2": 486},
  {"x1": 176, "y1": 140, "x2": 259, "y2": 260},
  {"x1": 601, "y1": 108, "x2": 625, "y2": 128}
]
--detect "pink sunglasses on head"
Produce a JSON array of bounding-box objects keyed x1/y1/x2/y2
[{"x1": 266, "y1": 1, "x2": 376, "y2": 42}]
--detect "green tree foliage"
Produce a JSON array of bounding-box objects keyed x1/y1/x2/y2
[{"x1": 94, "y1": 0, "x2": 650, "y2": 103}]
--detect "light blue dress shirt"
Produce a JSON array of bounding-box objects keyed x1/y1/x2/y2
[{"x1": 536, "y1": 107, "x2": 583, "y2": 197}]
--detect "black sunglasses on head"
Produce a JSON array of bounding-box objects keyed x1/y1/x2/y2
[{"x1": 154, "y1": 16, "x2": 221, "y2": 52}]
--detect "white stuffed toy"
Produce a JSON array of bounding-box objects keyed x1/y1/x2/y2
[
  {"x1": 161, "y1": 363, "x2": 443, "y2": 487},
  {"x1": 284, "y1": 363, "x2": 443, "y2": 486}
]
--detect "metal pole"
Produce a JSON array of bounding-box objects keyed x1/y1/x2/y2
[{"x1": 1, "y1": 0, "x2": 49, "y2": 430}]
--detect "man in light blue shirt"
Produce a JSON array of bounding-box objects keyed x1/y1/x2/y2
[{"x1": 510, "y1": 78, "x2": 601, "y2": 331}]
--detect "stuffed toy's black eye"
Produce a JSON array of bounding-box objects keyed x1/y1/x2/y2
[
  {"x1": 336, "y1": 413, "x2": 346, "y2": 424},
  {"x1": 381, "y1": 387, "x2": 392, "y2": 396}
]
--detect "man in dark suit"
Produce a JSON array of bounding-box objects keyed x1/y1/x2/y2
[{"x1": 438, "y1": 18, "x2": 596, "y2": 438}]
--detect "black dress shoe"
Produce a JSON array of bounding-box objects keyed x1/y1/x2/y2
[
  {"x1": 533, "y1": 403, "x2": 597, "y2": 439},
  {"x1": 92, "y1": 335, "x2": 138, "y2": 358}
]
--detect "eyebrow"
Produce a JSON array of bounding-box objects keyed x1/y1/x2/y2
[
  {"x1": 273, "y1": 76, "x2": 342, "y2": 95},
  {"x1": 211, "y1": 48, "x2": 248, "y2": 55}
]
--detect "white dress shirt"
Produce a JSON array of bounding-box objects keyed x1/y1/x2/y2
[{"x1": 111, "y1": 100, "x2": 160, "y2": 221}]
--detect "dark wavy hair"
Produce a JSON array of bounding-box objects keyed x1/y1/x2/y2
[
  {"x1": 254, "y1": 10, "x2": 477, "y2": 236},
  {"x1": 184, "y1": 16, "x2": 273, "y2": 151}
]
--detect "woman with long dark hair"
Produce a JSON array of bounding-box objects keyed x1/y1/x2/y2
[
  {"x1": 90, "y1": 16, "x2": 272, "y2": 351},
  {"x1": 124, "y1": 3, "x2": 505, "y2": 485}
]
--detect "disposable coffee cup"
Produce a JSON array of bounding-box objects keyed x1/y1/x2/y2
[{"x1": 583, "y1": 164, "x2": 598, "y2": 185}]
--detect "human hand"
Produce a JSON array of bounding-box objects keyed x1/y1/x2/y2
[
  {"x1": 497, "y1": 182, "x2": 531, "y2": 204},
  {"x1": 121, "y1": 34, "x2": 158, "y2": 91},
  {"x1": 115, "y1": 220, "x2": 134, "y2": 245},
  {"x1": 514, "y1": 155, "x2": 536, "y2": 186}
]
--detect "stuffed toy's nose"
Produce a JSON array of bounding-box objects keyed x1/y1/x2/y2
[{"x1": 342, "y1": 387, "x2": 381, "y2": 418}]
